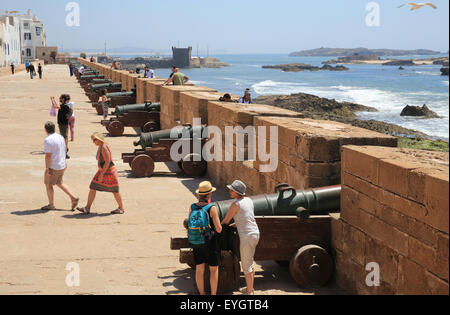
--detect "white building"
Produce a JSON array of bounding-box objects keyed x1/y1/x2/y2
[
  {"x1": 0, "y1": 16, "x2": 21, "y2": 67},
  {"x1": 19, "y1": 10, "x2": 46, "y2": 63},
  {"x1": 0, "y1": 21, "x2": 5, "y2": 67}
]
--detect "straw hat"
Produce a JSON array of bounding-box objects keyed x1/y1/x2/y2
[
  {"x1": 196, "y1": 181, "x2": 216, "y2": 195},
  {"x1": 91, "y1": 132, "x2": 106, "y2": 143}
]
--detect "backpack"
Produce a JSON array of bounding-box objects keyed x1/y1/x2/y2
[
  {"x1": 64, "y1": 104, "x2": 73, "y2": 120},
  {"x1": 187, "y1": 204, "x2": 213, "y2": 245}
]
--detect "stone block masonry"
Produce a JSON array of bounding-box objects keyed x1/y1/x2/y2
[{"x1": 335, "y1": 146, "x2": 449, "y2": 295}]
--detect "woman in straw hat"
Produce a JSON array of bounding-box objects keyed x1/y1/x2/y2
[
  {"x1": 189, "y1": 181, "x2": 222, "y2": 295},
  {"x1": 77, "y1": 132, "x2": 125, "y2": 215}
]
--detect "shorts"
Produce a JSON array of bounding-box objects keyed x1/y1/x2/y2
[
  {"x1": 44, "y1": 168, "x2": 66, "y2": 186},
  {"x1": 59, "y1": 124, "x2": 69, "y2": 139},
  {"x1": 193, "y1": 238, "x2": 219, "y2": 267},
  {"x1": 240, "y1": 234, "x2": 260, "y2": 275}
]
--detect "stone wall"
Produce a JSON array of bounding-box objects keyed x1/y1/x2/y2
[{"x1": 333, "y1": 146, "x2": 449, "y2": 294}]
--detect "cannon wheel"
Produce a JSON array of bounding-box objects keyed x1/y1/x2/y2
[
  {"x1": 108, "y1": 121, "x2": 125, "y2": 137},
  {"x1": 181, "y1": 153, "x2": 207, "y2": 177},
  {"x1": 96, "y1": 103, "x2": 104, "y2": 116},
  {"x1": 289, "y1": 245, "x2": 333, "y2": 288},
  {"x1": 131, "y1": 154, "x2": 155, "y2": 178},
  {"x1": 203, "y1": 251, "x2": 240, "y2": 294},
  {"x1": 142, "y1": 120, "x2": 159, "y2": 133}
]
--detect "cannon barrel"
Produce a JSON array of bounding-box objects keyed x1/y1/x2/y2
[
  {"x1": 133, "y1": 125, "x2": 205, "y2": 148},
  {"x1": 91, "y1": 79, "x2": 112, "y2": 84},
  {"x1": 213, "y1": 184, "x2": 341, "y2": 221},
  {"x1": 112, "y1": 102, "x2": 161, "y2": 116},
  {"x1": 91, "y1": 82, "x2": 122, "y2": 91},
  {"x1": 80, "y1": 74, "x2": 103, "y2": 80},
  {"x1": 106, "y1": 91, "x2": 135, "y2": 98}
]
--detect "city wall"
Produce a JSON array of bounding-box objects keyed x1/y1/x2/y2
[{"x1": 78, "y1": 58, "x2": 449, "y2": 295}]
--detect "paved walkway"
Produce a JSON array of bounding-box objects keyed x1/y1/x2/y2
[{"x1": 0, "y1": 65, "x2": 341, "y2": 295}]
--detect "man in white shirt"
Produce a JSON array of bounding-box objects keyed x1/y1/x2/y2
[
  {"x1": 144, "y1": 66, "x2": 155, "y2": 79},
  {"x1": 42, "y1": 122, "x2": 79, "y2": 211}
]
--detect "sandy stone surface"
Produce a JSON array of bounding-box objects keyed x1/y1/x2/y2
[{"x1": 0, "y1": 65, "x2": 343, "y2": 295}]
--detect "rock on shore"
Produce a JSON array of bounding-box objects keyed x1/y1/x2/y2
[
  {"x1": 262, "y1": 63, "x2": 348, "y2": 72},
  {"x1": 441, "y1": 67, "x2": 449, "y2": 76},
  {"x1": 255, "y1": 93, "x2": 431, "y2": 139},
  {"x1": 400, "y1": 105, "x2": 441, "y2": 118}
]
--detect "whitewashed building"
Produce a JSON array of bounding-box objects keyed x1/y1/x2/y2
[
  {"x1": 0, "y1": 16, "x2": 21, "y2": 67},
  {"x1": 19, "y1": 10, "x2": 46, "y2": 63},
  {"x1": 0, "y1": 21, "x2": 5, "y2": 67}
]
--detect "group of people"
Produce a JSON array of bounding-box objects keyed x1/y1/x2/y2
[
  {"x1": 24, "y1": 60, "x2": 43, "y2": 79},
  {"x1": 189, "y1": 180, "x2": 260, "y2": 295},
  {"x1": 43, "y1": 90, "x2": 125, "y2": 215},
  {"x1": 218, "y1": 89, "x2": 253, "y2": 104}
]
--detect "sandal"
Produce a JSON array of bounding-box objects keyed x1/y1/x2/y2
[
  {"x1": 111, "y1": 208, "x2": 124, "y2": 215},
  {"x1": 41, "y1": 205, "x2": 56, "y2": 211},
  {"x1": 71, "y1": 198, "x2": 80, "y2": 211},
  {"x1": 76, "y1": 207, "x2": 90, "y2": 215}
]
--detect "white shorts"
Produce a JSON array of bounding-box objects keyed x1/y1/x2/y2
[{"x1": 239, "y1": 234, "x2": 260, "y2": 275}]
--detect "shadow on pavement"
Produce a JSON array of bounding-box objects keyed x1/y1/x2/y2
[{"x1": 11, "y1": 209, "x2": 72, "y2": 216}]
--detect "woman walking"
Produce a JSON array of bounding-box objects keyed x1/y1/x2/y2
[
  {"x1": 188, "y1": 181, "x2": 222, "y2": 295},
  {"x1": 221, "y1": 180, "x2": 260, "y2": 295},
  {"x1": 77, "y1": 132, "x2": 125, "y2": 215}
]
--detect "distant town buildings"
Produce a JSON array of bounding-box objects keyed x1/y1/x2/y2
[{"x1": 0, "y1": 9, "x2": 52, "y2": 67}]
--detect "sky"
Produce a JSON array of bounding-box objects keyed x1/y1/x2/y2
[{"x1": 2, "y1": 0, "x2": 449, "y2": 54}]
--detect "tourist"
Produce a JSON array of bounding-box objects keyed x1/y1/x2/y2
[
  {"x1": 25, "y1": 60, "x2": 30, "y2": 73},
  {"x1": 99, "y1": 89, "x2": 110, "y2": 119},
  {"x1": 76, "y1": 132, "x2": 125, "y2": 215},
  {"x1": 51, "y1": 94, "x2": 72, "y2": 159},
  {"x1": 163, "y1": 66, "x2": 177, "y2": 85},
  {"x1": 10, "y1": 63, "x2": 15, "y2": 75},
  {"x1": 111, "y1": 61, "x2": 119, "y2": 70},
  {"x1": 90, "y1": 56, "x2": 95, "y2": 63},
  {"x1": 221, "y1": 180, "x2": 260, "y2": 295},
  {"x1": 238, "y1": 89, "x2": 252, "y2": 104},
  {"x1": 67, "y1": 95, "x2": 76, "y2": 142},
  {"x1": 188, "y1": 181, "x2": 222, "y2": 295},
  {"x1": 41, "y1": 121, "x2": 79, "y2": 211},
  {"x1": 78, "y1": 65, "x2": 85, "y2": 75},
  {"x1": 219, "y1": 93, "x2": 232, "y2": 102},
  {"x1": 144, "y1": 66, "x2": 155, "y2": 79},
  {"x1": 69, "y1": 63, "x2": 74, "y2": 77},
  {"x1": 28, "y1": 63, "x2": 36, "y2": 79},
  {"x1": 37, "y1": 63, "x2": 43, "y2": 79},
  {"x1": 163, "y1": 68, "x2": 189, "y2": 86}
]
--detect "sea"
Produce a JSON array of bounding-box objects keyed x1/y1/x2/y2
[{"x1": 109, "y1": 53, "x2": 449, "y2": 141}]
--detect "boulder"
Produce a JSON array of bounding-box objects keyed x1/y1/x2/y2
[
  {"x1": 400, "y1": 105, "x2": 441, "y2": 118},
  {"x1": 441, "y1": 67, "x2": 449, "y2": 76}
]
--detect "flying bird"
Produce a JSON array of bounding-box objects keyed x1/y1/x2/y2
[{"x1": 397, "y1": 3, "x2": 437, "y2": 10}]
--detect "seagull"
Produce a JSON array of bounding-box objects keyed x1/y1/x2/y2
[{"x1": 397, "y1": 3, "x2": 437, "y2": 10}]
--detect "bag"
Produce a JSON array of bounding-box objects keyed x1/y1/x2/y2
[
  {"x1": 63, "y1": 104, "x2": 73, "y2": 120},
  {"x1": 187, "y1": 204, "x2": 213, "y2": 245},
  {"x1": 50, "y1": 103, "x2": 56, "y2": 117}
]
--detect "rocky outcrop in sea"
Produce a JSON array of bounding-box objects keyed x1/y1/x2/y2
[
  {"x1": 262, "y1": 63, "x2": 348, "y2": 72},
  {"x1": 400, "y1": 105, "x2": 441, "y2": 118}
]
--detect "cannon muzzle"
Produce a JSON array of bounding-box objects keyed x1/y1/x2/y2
[{"x1": 91, "y1": 82, "x2": 122, "y2": 91}]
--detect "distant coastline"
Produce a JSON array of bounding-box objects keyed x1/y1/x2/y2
[{"x1": 289, "y1": 48, "x2": 443, "y2": 57}]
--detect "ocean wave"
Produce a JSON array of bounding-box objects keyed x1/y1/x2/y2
[
  {"x1": 443, "y1": 81, "x2": 449, "y2": 86},
  {"x1": 414, "y1": 71, "x2": 441, "y2": 76}
]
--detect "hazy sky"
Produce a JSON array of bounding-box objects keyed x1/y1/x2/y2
[{"x1": 4, "y1": 0, "x2": 449, "y2": 54}]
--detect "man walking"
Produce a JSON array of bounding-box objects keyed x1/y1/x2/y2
[
  {"x1": 41, "y1": 122, "x2": 79, "y2": 211},
  {"x1": 37, "y1": 63, "x2": 43, "y2": 79},
  {"x1": 28, "y1": 63, "x2": 35, "y2": 79},
  {"x1": 10, "y1": 63, "x2": 15, "y2": 75}
]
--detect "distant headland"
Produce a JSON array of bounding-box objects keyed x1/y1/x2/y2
[{"x1": 289, "y1": 47, "x2": 442, "y2": 57}]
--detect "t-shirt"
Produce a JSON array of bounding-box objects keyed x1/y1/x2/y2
[
  {"x1": 58, "y1": 103, "x2": 71, "y2": 125},
  {"x1": 233, "y1": 197, "x2": 260, "y2": 237},
  {"x1": 44, "y1": 133, "x2": 67, "y2": 171},
  {"x1": 172, "y1": 72, "x2": 186, "y2": 86},
  {"x1": 145, "y1": 69, "x2": 155, "y2": 78}
]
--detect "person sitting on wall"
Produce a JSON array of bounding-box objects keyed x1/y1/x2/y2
[
  {"x1": 144, "y1": 66, "x2": 155, "y2": 79},
  {"x1": 219, "y1": 93, "x2": 232, "y2": 102},
  {"x1": 163, "y1": 68, "x2": 189, "y2": 86},
  {"x1": 111, "y1": 61, "x2": 119, "y2": 70},
  {"x1": 238, "y1": 89, "x2": 252, "y2": 104}
]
